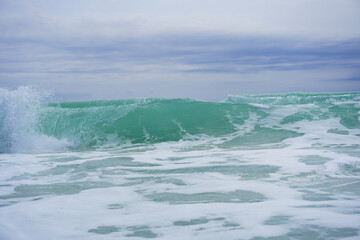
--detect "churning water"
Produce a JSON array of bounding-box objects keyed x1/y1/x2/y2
[{"x1": 0, "y1": 87, "x2": 359, "y2": 239}]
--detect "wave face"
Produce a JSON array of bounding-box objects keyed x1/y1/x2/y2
[{"x1": 1, "y1": 87, "x2": 359, "y2": 153}]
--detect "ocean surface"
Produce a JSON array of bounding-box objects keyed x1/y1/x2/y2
[{"x1": 0, "y1": 87, "x2": 360, "y2": 240}]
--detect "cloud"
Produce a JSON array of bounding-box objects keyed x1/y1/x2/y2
[
  {"x1": 2, "y1": 33, "x2": 359, "y2": 74},
  {"x1": 0, "y1": 0, "x2": 360, "y2": 100},
  {"x1": 1, "y1": 0, "x2": 360, "y2": 40}
]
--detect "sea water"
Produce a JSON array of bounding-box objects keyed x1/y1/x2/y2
[{"x1": 0, "y1": 86, "x2": 359, "y2": 240}]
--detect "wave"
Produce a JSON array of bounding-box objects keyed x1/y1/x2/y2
[{"x1": 1, "y1": 87, "x2": 359, "y2": 153}]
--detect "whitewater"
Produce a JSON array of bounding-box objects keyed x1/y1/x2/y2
[{"x1": 0, "y1": 86, "x2": 359, "y2": 240}]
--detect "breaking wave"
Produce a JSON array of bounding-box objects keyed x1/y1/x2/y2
[{"x1": 1, "y1": 87, "x2": 359, "y2": 153}]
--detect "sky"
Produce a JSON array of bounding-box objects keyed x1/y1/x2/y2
[{"x1": 0, "y1": 0, "x2": 360, "y2": 101}]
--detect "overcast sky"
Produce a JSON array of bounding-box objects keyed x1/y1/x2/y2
[{"x1": 1, "y1": 0, "x2": 359, "y2": 101}]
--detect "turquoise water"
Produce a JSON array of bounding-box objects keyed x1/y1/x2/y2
[{"x1": 0, "y1": 87, "x2": 359, "y2": 239}]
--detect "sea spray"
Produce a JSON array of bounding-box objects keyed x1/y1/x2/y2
[{"x1": 0, "y1": 87, "x2": 69, "y2": 153}]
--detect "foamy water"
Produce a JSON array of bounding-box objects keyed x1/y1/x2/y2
[{"x1": 0, "y1": 87, "x2": 359, "y2": 239}]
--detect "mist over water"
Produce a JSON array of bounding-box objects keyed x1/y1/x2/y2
[{"x1": 0, "y1": 87, "x2": 359, "y2": 239}]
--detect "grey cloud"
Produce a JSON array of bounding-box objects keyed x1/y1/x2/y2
[{"x1": 2, "y1": 32, "x2": 359, "y2": 75}]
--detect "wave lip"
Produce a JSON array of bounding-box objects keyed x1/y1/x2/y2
[{"x1": 226, "y1": 92, "x2": 360, "y2": 105}]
